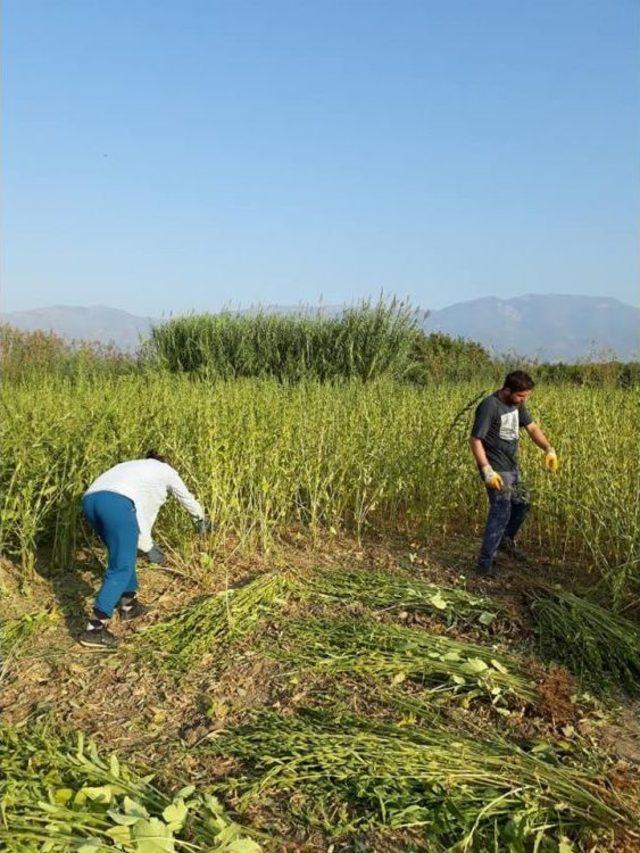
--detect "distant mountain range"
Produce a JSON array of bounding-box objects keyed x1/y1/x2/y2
[
  {"x1": 423, "y1": 295, "x2": 639, "y2": 362},
  {"x1": 1, "y1": 305, "x2": 153, "y2": 352},
  {"x1": 1, "y1": 294, "x2": 638, "y2": 361}
]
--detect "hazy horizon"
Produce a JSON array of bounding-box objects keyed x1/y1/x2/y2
[{"x1": 3, "y1": 289, "x2": 639, "y2": 320}]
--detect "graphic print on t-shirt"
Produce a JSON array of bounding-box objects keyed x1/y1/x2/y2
[{"x1": 499, "y1": 409, "x2": 519, "y2": 441}]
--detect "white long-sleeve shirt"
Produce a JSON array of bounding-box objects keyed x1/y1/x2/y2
[{"x1": 84, "y1": 459, "x2": 204, "y2": 551}]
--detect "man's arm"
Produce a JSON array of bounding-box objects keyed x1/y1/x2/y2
[
  {"x1": 525, "y1": 423, "x2": 559, "y2": 471},
  {"x1": 470, "y1": 399, "x2": 504, "y2": 489},
  {"x1": 469, "y1": 436, "x2": 490, "y2": 468},
  {"x1": 469, "y1": 436, "x2": 504, "y2": 490},
  {"x1": 525, "y1": 422, "x2": 552, "y2": 452}
]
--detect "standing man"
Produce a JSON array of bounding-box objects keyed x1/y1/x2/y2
[
  {"x1": 80, "y1": 450, "x2": 210, "y2": 649},
  {"x1": 470, "y1": 371, "x2": 558, "y2": 578}
]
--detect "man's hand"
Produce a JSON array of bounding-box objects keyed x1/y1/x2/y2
[
  {"x1": 481, "y1": 465, "x2": 504, "y2": 490},
  {"x1": 196, "y1": 517, "x2": 212, "y2": 536},
  {"x1": 544, "y1": 448, "x2": 559, "y2": 473},
  {"x1": 145, "y1": 544, "x2": 165, "y2": 565}
]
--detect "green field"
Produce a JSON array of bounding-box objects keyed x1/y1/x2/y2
[
  {"x1": 1, "y1": 315, "x2": 640, "y2": 850},
  {"x1": 2, "y1": 375, "x2": 639, "y2": 600}
]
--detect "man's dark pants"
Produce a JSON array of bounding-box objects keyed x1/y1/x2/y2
[{"x1": 477, "y1": 469, "x2": 529, "y2": 573}]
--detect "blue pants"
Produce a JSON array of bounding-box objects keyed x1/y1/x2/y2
[
  {"x1": 82, "y1": 491, "x2": 139, "y2": 617},
  {"x1": 477, "y1": 470, "x2": 530, "y2": 571}
]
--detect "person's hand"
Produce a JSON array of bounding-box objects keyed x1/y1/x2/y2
[
  {"x1": 481, "y1": 465, "x2": 504, "y2": 490},
  {"x1": 544, "y1": 448, "x2": 559, "y2": 473},
  {"x1": 196, "y1": 517, "x2": 212, "y2": 536},
  {"x1": 145, "y1": 544, "x2": 165, "y2": 565}
]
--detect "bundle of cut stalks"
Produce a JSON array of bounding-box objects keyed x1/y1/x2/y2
[
  {"x1": 136, "y1": 572, "x2": 296, "y2": 671},
  {"x1": 209, "y1": 708, "x2": 634, "y2": 849},
  {"x1": 276, "y1": 616, "x2": 536, "y2": 705},
  {"x1": 305, "y1": 565, "x2": 499, "y2": 627},
  {"x1": 527, "y1": 585, "x2": 640, "y2": 695},
  {"x1": 0, "y1": 720, "x2": 260, "y2": 851}
]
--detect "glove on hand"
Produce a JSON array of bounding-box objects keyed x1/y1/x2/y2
[
  {"x1": 544, "y1": 448, "x2": 559, "y2": 473},
  {"x1": 196, "y1": 517, "x2": 212, "y2": 536},
  {"x1": 145, "y1": 544, "x2": 165, "y2": 565},
  {"x1": 481, "y1": 465, "x2": 504, "y2": 490}
]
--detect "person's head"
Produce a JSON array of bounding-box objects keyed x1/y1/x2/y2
[
  {"x1": 501, "y1": 370, "x2": 535, "y2": 405},
  {"x1": 146, "y1": 449, "x2": 170, "y2": 465}
]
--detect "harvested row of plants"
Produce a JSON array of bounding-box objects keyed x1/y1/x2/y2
[
  {"x1": 308, "y1": 565, "x2": 640, "y2": 699},
  {"x1": 207, "y1": 708, "x2": 636, "y2": 850},
  {"x1": 135, "y1": 572, "x2": 298, "y2": 672},
  {"x1": 0, "y1": 719, "x2": 260, "y2": 851},
  {"x1": 271, "y1": 616, "x2": 536, "y2": 706},
  {"x1": 527, "y1": 585, "x2": 640, "y2": 695},
  {"x1": 303, "y1": 564, "x2": 499, "y2": 627},
  {"x1": 131, "y1": 559, "x2": 640, "y2": 706}
]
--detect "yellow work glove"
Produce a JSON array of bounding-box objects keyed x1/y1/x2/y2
[
  {"x1": 543, "y1": 447, "x2": 559, "y2": 473},
  {"x1": 481, "y1": 465, "x2": 504, "y2": 490}
]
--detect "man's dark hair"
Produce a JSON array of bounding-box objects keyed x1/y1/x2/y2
[
  {"x1": 146, "y1": 449, "x2": 169, "y2": 464},
  {"x1": 503, "y1": 370, "x2": 535, "y2": 392}
]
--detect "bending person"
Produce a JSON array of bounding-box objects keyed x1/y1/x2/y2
[{"x1": 80, "y1": 450, "x2": 209, "y2": 649}]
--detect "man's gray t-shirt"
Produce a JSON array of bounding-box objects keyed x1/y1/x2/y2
[{"x1": 471, "y1": 392, "x2": 534, "y2": 472}]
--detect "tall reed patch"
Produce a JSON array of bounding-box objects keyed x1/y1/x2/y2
[
  {"x1": 146, "y1": 298, "x2": 422, "y2": 382},
  {"x1": 0, "y1": 324, "x2": 135, "y2": 381}
]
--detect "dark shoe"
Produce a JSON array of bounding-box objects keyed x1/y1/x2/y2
[
  {"x1": 79, "y1": 626, "x2": 118, "y2": 649},
  {"x1": 118, "y1": 600, "x2": 152, "y2": 622},
  {"x1": 498, "y1": 537, "x2": 528, "y2": 563},
  {"x1": 476, "y1": 564, "x2": 499, "y2": 579}
]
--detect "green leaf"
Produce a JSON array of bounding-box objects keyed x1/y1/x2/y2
[
  {"x1": 76, "y1": 843, "x2": 103, "y2": 853},
  {"x1": 79, "y1": 785, "x2": 113, "y2": 804},
  {"x1": 490, "y1": 659, "x2": 509, "y2": 674},
  {"x1": 461, "y1": 658, "x2": 489, "y2": 675},
  {"x1": 37, "y1": 801, "x2": 64, "y2": 814},
  {"x1": 391, "y1": 671, "x2": 406, "y2": 685},
  {"x1": 204, "y1": 794, "x2": 224, "y2": 816},
  {"x1": 162, "y1": 798, "x2": 189, "y2": 831},
  {"x1": 132, "y1": 817, "x2": 175, "y2": 852},
  {"x1": 52, "y1": 788, "x2": 74, "y2": 806},
  {"x1": 478, "y1": 610, "x2": 496, "y2": 625},
  {"x1": 107, "y1": 809, "x2": 141, "y2": 826},
  {"x1": 124, "y1": 795, "x2": 150, "y2": 819},
  {"x1": 442, "y1": 651, "x2": 461, "y2": 662},
  {"x1": 429, "y1": 592, "x2": 448, "y2": 610},
  {"x1": 227, "y1": 839, "x2": 262, "y2": 853},
  {"x1": 109, "y1": 753, "x2": 121, "y2": 778},
  {"x1": 106, "y1": 824, "x2": 132, "y2": 844},
  {"x1": 174, "y1": 785, "x2": 196, "y2": 800}
]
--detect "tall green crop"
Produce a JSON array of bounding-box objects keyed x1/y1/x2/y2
[{"x1": 1, "y1": 376, "x2": 638, "y2": 602}]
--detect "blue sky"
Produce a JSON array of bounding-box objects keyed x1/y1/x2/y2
[{"x1": 2, "y1": 0, "x2": 638, "y2": 315}]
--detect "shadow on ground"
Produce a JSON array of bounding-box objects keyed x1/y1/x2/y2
[{"x1": 34, "y1": 549, "x2": 104, "y2": 641}]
